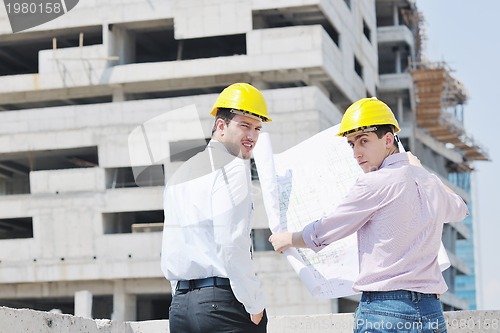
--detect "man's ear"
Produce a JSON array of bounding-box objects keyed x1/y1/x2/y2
[
  {"x1": 385, "y1": 132, "x2": 394, "y2": 148},
  {"x1": 215, "y1": 118, "x2": 226, "y2": 135}
]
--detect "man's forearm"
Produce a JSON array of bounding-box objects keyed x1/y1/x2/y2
[{"x1": 292, "y1": 231, "x2": 307, "y2": 248}]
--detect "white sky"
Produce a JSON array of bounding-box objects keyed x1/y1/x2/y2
[{"x1": 416, "y1": 0, "x2": 500, "y2": 310}]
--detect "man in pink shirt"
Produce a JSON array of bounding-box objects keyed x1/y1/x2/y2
[{"x1": 269, "y1": 97, "x2": 468, "y2": 333}]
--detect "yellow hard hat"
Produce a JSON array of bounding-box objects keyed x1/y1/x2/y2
[
  {"x1": 337, "y1": 97, "x2": 400, "y2": 136},
  {"x1": 210, "y1": 83, "x2": 272, "y2": 122}
]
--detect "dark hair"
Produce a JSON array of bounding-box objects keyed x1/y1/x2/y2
[
  {"x1": 211, "y1": 108, "x2": 236, "y2": 136},
  {"x1": 373, "y1": 124, "x2": 399, "y2": 151}
]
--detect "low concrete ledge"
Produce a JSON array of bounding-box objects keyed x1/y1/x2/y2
[
  {"x1": 1, "y1": 307, "x2": 499, "y2": 333},
  {"x1": 269, "y1": 311, "x2": 500, "y2": 333},
  {"x1": 0, "y1": 306, "x2": 131, "y2": 333}
]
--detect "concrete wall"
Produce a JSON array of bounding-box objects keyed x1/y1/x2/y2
[
  {"x1": 0, "y1": 86, "x2": 341, "y2": 317},
  {"x1": 1, "y1": 307, "x2": 498, "y2": 333},
  {"x1": 0, "y1": 86, "x2": 338, "y2": 282}
]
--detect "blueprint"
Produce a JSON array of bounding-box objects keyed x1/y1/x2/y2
[
  {"x1": 253, "y1": 125, "x2": 450, "y2": 299},
  {"x1": 254, "y1": 125, "x2": 360, "y2": 298}
]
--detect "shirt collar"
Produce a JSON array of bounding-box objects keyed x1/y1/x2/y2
[
  {"x1": 208, "y1": 139, "x2": 230, "y2": 153},
  {"x1": 379, "y1": 152, "x2": 409, "y2": 169}
]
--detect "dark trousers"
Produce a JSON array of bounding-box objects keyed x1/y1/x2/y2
[{"x1": 169, "y1": 285, "x2": 267, "y2": 333}]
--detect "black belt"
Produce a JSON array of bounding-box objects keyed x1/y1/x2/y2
[
  {"x1": 176, "y1": 277, "x2": 230, "y2": 291},
  {"x1": 362, "y1": 290, "x2": 440, "y2": 302}
]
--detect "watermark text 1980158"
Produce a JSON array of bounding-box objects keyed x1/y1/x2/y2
[
  {"x1": 446, "y1": 317, "x2": 499, "y2": 330},
  {"x1": 3, "y1": 0, "x2": 80, "y2": 33}
]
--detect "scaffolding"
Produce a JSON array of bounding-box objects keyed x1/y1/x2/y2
[{"x1": 411, "y1": 63, "x2": 489, "y2": 168}]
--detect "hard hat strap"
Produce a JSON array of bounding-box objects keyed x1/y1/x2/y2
[
  {"x1": 229, "y1": 109, "x2": 264, "y2": 122},
  {"x1": 345, "y1": 126, "x2": 378, "y2": 138}
]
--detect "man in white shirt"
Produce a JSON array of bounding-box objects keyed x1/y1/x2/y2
[{"x1": 161, "y1": 83, "x2": 271, "y2": 332}]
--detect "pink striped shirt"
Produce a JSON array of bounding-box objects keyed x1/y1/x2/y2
[{"x1": 302, "y1": 153, "x2": 469, "y2": 294}]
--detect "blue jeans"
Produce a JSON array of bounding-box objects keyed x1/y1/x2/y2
[
  {"x1": 169, "y1": 285, "x2": 267, "y2": 333},
  {"x1": 354, "y1": 290, "x2": 447, "y2": 333}
]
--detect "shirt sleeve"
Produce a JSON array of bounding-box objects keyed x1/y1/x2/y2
[
  {"x1": 431, "y1": 174, "x2": 470, "y2": 223},
  {"x1": 302, "y1": 178, "x2": 379, "y2": 252},
  {"x1": 212, "y1": 161, "x2": 265, "y2": 314}
]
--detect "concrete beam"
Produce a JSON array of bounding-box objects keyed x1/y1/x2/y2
[
  {"x1": 0, "y1": 25, "x2": 367, "y2": 105},
  {"x1": 415, "y1": 128, "x2": 464, "y2": 164},
  {"x1": 377, "y1": 25, "x2": 415, "y2": 49}
]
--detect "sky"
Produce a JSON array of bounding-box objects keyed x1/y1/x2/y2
[{"x1": 416, "y1": 0, "x2": 500, "y2": 310}]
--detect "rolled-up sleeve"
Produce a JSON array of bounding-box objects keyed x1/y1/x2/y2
[
  {"x1": 436, "y1": 177, "x2": 470, "y2": 223},
  {"x1": 302, "y1": 221, "x2": 327, "y2": 252}
]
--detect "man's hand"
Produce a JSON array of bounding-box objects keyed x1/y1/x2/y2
[
  {"x1": 408, "y1": 151, "x2": 459, "y2": 196},
  {"x1": 250, "y1": 310, "x2": 264, "y2": 325},
  {"x1": 268, "y1": 232, "x2": 294, "y2": 253},
  {"x1": 407, "y1": 152, "x2": 422, "y2": 167}
]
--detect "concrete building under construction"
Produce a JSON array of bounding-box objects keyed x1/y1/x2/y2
[{"x1": 0, "y1": 0, "x2": 487, "y2": 320}]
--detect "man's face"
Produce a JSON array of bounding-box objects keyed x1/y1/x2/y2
[
  {"x1": 218, "y1": 114, "x2": 262, "y2": 159},
  {"x1": 347, "y1": 131, "x2": 391, "y2": 173}
]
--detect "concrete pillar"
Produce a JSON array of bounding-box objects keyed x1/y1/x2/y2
[
  {"x1": 392, "y1": 4, "x2": 399, "y2": 26},
  {"x1": 110, "y1": 25, "x2": 135, "y2": 65},
  {"x1": 112, "y1": 280, "x2": 137, "y2": 322},
  {"x1": 330, "y1": 299, "x2": 339, "y2": 313},
  {"x1": 397, "y1": 96, "x2": 404, "y2": 123},
  {"x1": 112, "y1": 87, "x2": 126, "y2": 102},
  {"x1": 74, "y1": 290, "x2": 93, "y2": 318},
  {"x1": 394, "y1": 46, "x2": 401, "y2": 74}
]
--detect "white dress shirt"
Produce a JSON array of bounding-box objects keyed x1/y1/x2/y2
[{"x1": 161, "y1": 140, "x2": 265, "y2": 314}]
